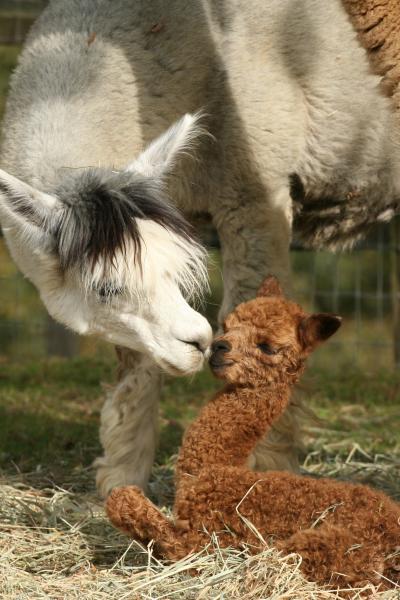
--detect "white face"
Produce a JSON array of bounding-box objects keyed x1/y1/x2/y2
[
  {"x1": 0, "y1": 113, "x2": 213, "y2": 375},
  {"x1": 84, "y1": 282, "x2": 212, "y2": 376},
  {"x1": 55, "y1": 227, "x2": 212, "y2": 375}
]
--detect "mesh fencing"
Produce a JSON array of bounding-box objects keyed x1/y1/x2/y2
[{"x1": 0, "y1": 1, "x2": 399, "y2": 369}]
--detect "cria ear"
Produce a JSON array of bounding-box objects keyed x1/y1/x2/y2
[
  {"x1": 0, "y1": 169, "x2": 59, "y2": 236},
  {"x1": 299, "y1": 313, "x2": 342, "y2": 350},
  {"x1": 126, "y1": 113, "x2": 204, "y2": 179},
  {"x1": 256, "y1": 275, "x2": 283, "y2": 298}
]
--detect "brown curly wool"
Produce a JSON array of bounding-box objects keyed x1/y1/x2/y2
[
  {"x1": 106, "y1": 277, "x2": 400, "y2": 592},
  {"x1": 341, "y1": 0, "x2": 400, "y2": 106}
]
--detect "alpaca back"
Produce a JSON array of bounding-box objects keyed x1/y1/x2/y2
[{"x1": 1, "y1": 0, "x2": 399, "y2": 242}]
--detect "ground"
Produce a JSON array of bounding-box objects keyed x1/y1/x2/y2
[
  {"x1": 0, "y1": 39, "x2": 399, "y2": 600},
  {"x1": 0, "y1": 356, "x2": 399, "y2": 599}
]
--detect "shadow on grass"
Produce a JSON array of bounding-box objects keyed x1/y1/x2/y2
[
  {"x1": 0, "y1": 356, "x2": 115, "y2": 491},
  {"x1": 0, "y1": 404, "x2": 101, "y2": 492}
]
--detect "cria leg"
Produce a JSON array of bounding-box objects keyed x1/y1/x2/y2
[
  {"x1": 95, "y1": 348, "x2": 161, "y2": 498},
  {"x1": 106, "y1": 486, "x2": 192, "y2": 560},
  {"x1": 277, "y1": 524, "x2": 386, "y2": 590}
]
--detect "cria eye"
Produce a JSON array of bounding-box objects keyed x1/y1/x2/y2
[{"x1": 257, "y1": 342, "x2": 277, "y2": 355}]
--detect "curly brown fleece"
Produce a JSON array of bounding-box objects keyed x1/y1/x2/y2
[
  {"x1": 341, "y1": 0, "x2": 400, "y2": 107},
  {"x1": 106, "y1": 277, "x2": 400, "y2": 592}
]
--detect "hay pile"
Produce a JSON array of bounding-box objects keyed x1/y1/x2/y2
[{"x1": 0, "y1": 450, "x2": 399, "y2": 599}]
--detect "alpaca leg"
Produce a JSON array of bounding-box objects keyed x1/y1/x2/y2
[
  {"x1": 213, "y1": 188, "x2": 292, "y2": 321},
  {"x1": 95, "y1": 348, "x2": 161, "y2": 498},
  {"x1": 106, "y1": 486, "x2": 193, "y2": 560},
  {"x1": 249, "y1": 389, "x2": 305, "y2": 473},
  {"x1": 278, "y1": 525, "x2": 386, "y2": 589},
  {"x1": 212, "y1": 187, "x2": 300, "y2": 473}
]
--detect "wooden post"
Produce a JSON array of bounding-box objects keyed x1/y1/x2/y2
[
  {"x1": 392, "y1": 217, "x2": 400, "y2": 368},
  {"x1": 45, "y1": 315, "x2": 79, "y2": 358}
]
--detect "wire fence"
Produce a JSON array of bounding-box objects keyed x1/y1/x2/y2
[
  {"x1": 0, "y1": 0, "x2": 46, "y2": 44},
  {"x1": 292, "y1": 219, "x2": 400, "y2": 369},
  {"x1": 0, "y1": 1, "x2": 399, "y2": 370}
]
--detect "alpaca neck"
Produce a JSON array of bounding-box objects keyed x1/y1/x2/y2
[{"x1": 176, "y1": 380, "x2": 292, "y2": 481}]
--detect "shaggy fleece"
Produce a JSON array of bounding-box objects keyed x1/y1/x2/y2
[
  {"x1": 107, "y1": 277, "x2": 400, "y2": 592},
  {"x1": 341, "y1": 0, "x2": 400, "y2": 107}
]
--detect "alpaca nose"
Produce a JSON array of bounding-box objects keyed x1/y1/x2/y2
[
  {"x1": 211, "y1": 339, "x2": 232, "y2": 354},
  {"x1": 183, "y1": 339, "x2": 206, "y2": 353}
]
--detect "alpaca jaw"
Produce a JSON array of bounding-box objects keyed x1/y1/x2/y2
[{"x1": 87, "y1": 283, "x2": 212, "y2": 374}]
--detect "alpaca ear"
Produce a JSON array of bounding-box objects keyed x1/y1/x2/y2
[
  {"x1": 0, "y1": 168, "x2": 59, "y2": 240},
  {"x1": 257, "y1": 275, "x2": 283, "y2": 298},
  {"x1": 126, "y1": 113, "x2": 204, "y2": 179},
  {"x1": 299, "y1": 313, "x2": 342, "y2": 350}
]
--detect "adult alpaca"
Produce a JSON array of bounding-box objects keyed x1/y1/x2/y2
[
  {"x1": 1, "y1": 0, "x2": 400, "y2": 496},
  {"x1": 0, "y1": 112, "x2": 213, "y2": 489}
]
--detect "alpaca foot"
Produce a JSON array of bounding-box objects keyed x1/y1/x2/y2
[{"x1": 95, "y1": 456, "x2": 153, "y2": 498}]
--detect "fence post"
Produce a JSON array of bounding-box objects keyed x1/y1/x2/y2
[
  {"x1": 392, "y1": 217, "x2": 400, "y2": 368},
  {"x1": 45, "y1": 315, "x2": 79, "y2": 358}
]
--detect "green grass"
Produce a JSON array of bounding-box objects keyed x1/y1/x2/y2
[
  {"x1": 302, "y1": 368, "x2": 400, "y2": 456},
  {"x1": 0, "y1": 45, "x2": 20, "y2": 117},
  {"x1": 0, "y1": 356, "x2": 398, "y2": 488},
  {"x1": 0, "y1": 358, "x2": 114, "y2": 481},
  {"x1": 0, "y1": 355, "x2": 222, "y2": 482},
  {"x1": 0, "y1": 1, "x2": 46, "y2": 18}
]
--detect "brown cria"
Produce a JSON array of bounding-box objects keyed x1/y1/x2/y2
[{"x1": 106, "y1": 276, "x2": 400, "y2": 593}]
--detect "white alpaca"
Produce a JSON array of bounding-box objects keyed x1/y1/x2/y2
[
  {"x1": 1, "y1": 0, "x2": 399, "y2": 496},
  {"x1": 0, "y1": 111, "x2": 213, "y2": 494}
]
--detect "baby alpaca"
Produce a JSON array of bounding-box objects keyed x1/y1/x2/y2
[{"x1": 106, "y1": 277, "x2": 400, "y2": 591}]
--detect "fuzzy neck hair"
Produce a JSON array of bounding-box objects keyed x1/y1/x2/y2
[{"x1": 175, "y1": 380, "x2": 293, "y2": 483}]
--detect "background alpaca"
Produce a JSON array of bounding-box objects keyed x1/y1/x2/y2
[
  {"x1": 341, "y1": 0, "x2": 400, "y2": 108},
  {"x1": 1, "y1": 0, "x2": 400, "y2": 496},
  {"x1": 106, "y1": 277, "x2": 400, "y2": 592}
]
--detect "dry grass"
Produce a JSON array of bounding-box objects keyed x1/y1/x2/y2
[
  {"x1": 1, "y1": 451, "x2": 399, "y2": 600},
  {"x1": 0, "y1": 358, "x2": 398, "y2": 598}
]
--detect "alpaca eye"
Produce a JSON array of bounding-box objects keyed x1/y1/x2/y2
[
  {"x1": 257, "y1": 342, "x2": 277, "y2": 355},
  {"x1": 94, "y1": 283, "x2": 124, "y2": 300}
]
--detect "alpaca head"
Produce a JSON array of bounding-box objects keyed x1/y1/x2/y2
[
  {"x1": 209, "y1": 276, "x2": 341, "y2": 386},
  {"x1": 0, "y1": 114, "x2": 212, "y2": 375}
]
